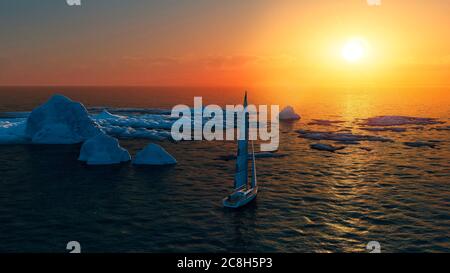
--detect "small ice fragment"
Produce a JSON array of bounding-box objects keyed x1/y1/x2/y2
[
  {"x1": 78, "y1": 134, "x2": 131, "y2": 165},
  {"x1": 132, "y1": 143, "x2": 177, "y2": 165},
  {"x1": 279, "y1": 106, "x2": 301, "y2": 120}
]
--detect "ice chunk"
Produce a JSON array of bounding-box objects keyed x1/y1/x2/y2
[
  {"x1": 26, "y1": 95, "x2": 101, "y2": 144},
  {"x1": 308, "y1": 119, "x2": 345, "y2": 126},
  {"x1": 0, "y1": 120, "x2": 28, "y2": 144},
  {"x1": 279, "y1": 106, "x2": 301, "y2": 120},
  {"x1": 403, "y1": 141, "x2": 436, "y2": 148},
  {"x1": 362, "y1": 116, "x2": 442, "y2": 126},
  {"x1": 132, "y1": 143, "x2": 177, "y2": 165},
  {"x1": 78, "y1": 134, "x2": 131, "y2": 165},
  {"x1": 297, "y1": 129, "x2": 393, "y2": 142},
  {"x1": 310, "y1": 143, "x2": 345, "y2": 152}
]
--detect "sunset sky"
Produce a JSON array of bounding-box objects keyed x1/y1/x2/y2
[{"x1": 0, "y1": 0, "x2": 449, "y2": 87}]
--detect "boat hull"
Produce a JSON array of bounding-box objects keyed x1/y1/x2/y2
[{"x1": 223, "y1": 187, "x2": 258, "y2": 208}]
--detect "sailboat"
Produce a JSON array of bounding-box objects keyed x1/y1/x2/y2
[{"x1": 223, "y1": 92, "x2": 258, "y2": 209}]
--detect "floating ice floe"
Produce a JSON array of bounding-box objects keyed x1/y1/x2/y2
[
  {"x1": 133, "y1": 143, "x2": 177, "y2": 165},
  {"x1": 279, "y1": 106, "x2": 301, "y2": 120},
  {"x1": 297, "y1": 130, "x2": 393, "y2": 142},
  {"x1": 92, "y1": 109, "x2": 175, "y2": 140},
  {"x1": 308, "y1": 119, "x2": 345, "y2": 126},
  {"x1": 94, "y1": 114, "x2": 174, "y2": 131},
  {"x1": 0, "y1": 120, "x2": 28, "y2": 144},
  {"x1": 310, "y1": 143, "x2": 345, "y2": 152},
  {"x1": 78, "y1": 133, "x2": 131, "y2": 165},
  {"x1": 218, "y1": 152, "x2": 288, "y2": 161},
  {"x1": 403, "y1": 141, "x2": 436, "y2": 148},
  {"x1": 100, "y1": 125, "x2": 170, "y2": 140},
  {"x1": 361, "y1": 116, "x2": 443, "y2": 126},
  {"x1": 26, "y1": 95, "x2": 101, "y2": 144}
]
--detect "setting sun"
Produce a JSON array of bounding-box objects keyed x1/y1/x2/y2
[{"x1": 341, "y1": 38, "x2": 366, "y2": 63}]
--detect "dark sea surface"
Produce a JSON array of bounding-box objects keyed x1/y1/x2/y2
[{"x1": 0, "y1": 86, "x2": 449, "y2": 253}]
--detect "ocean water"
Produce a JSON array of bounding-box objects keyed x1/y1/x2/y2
[{"x1": 0, "y1": 86, "x2": 449, "y2": 253}]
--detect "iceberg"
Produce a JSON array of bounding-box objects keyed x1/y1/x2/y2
[
  {"x1": 26, "y1": 95, "x2": 101, "y2": 144},
  {"x1": 132, "y1": 143, "x2": 177, "y2": 165},
  {"x1": 78, "y1": 134, "x2": 131, "y2": 165},
  {"x1": 279, "y1": 106, "x2": 301, "y2": 120},
  {"x1": 362, "y1": 116, "x2": 442, "y2": 126}
]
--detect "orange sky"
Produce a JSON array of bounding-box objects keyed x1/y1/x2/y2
[{"x1": 0, "y1": 0, "x2": 449, "y2": 87}]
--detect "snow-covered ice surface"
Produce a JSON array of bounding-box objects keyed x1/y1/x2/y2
[
  {"x1": 279, "y1": 106, "x2": 301, "y2": 120},
  {"x1": 78, "y1": 133, "x2": 131, "y2": 165},
  {"x1": 133, "y1": 143, "x2": 177, "y2": 165},
  {"x1": 26, "y1": 95, "x2": 101, "y2": 144},
  {"x1": 0, "y1": 119, "x2": 28, "y2": 144}
]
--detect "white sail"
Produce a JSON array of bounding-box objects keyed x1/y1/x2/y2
[{"x1": 234, "y1": 92, "x2": 249, "y2": 190}]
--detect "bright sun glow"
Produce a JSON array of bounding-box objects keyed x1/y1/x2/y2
[{"x1": 341, "y1": 39, "x2": 366, "y2": 63}]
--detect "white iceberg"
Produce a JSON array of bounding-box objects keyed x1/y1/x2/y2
[
  {"x1": 26, "y1": 95, "x2": 101, "y2": 144},
  {"x1": 279, "y1": 106, "x2": 301, "y2": 120},
  {"x1": 132, "y1": 143, "x2": 177, "y2": 165},
  {"x1": 78, "y1": 134, "x2": 131, "y2": 165}
]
